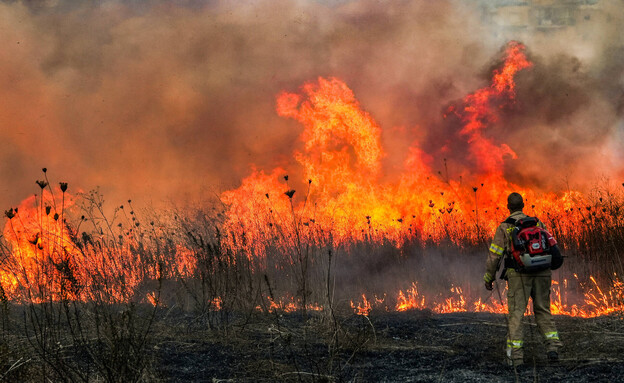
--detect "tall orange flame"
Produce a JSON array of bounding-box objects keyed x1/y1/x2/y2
[
  {"x1": 1, "y1": 42, "x2": 622, "y2": 320},
  {"x1": 221, "y1": 41, "x2": 574, "y2": 245}
]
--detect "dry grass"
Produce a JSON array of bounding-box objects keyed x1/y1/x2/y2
[{"x1": 0, "y1": 175, "x2": 622, "y2": 381}]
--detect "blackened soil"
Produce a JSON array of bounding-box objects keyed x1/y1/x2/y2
[{"x1": 155, "y1": 311, "x2": 624, "y2": 382}]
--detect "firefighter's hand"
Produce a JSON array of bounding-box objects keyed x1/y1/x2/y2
[{"x1": 483, "y1": 273, "x2": 494, "y2": 290}]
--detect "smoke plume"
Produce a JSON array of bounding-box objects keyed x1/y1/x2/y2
[{"x1": 0, "y1": 0, "x2": 622, "y2": 210}]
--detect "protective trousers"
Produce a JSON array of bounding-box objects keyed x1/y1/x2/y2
[{"x1": 506, "y1": 269, "x2": 562, "y2": 363}]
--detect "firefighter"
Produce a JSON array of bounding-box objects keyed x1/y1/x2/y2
[{"x1": 483, "y1": 192, "x2": 563, "y2": 368}]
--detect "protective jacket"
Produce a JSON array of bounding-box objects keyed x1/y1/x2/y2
[{"x1": 484, "y1": 211, "x2": 550, "y2": 281}]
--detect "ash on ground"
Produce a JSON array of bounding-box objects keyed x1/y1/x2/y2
[{"x1": 154, "y1": 311, "x2": 624, "y2": 382}]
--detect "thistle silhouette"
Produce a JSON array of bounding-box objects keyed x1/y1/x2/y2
[
  {"x1": 284, "y1": 190, "x2": 295, "y2": 199},
  {"x1": 28, "y1": 232, "x2": 40, "y2": 245},
  {"x1": 5, "y1": 208, "x2": 15, "y2": 219}
]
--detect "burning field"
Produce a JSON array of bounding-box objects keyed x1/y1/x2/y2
[{"x1": 1, "y1": 0, "x2": 624, "y2": 382}]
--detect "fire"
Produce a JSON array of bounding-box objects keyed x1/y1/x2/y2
[
  {"x1": 1, "y1": 41, "x2": 622, "y2": 321},
  {"x1": 219, "y1": 41, "x2": 582, "y2": 248},
  {"x1": 456, "y1": 41, "x2": 530, "y2": 177},
  {"x1": 1, "y1": 189, "x2": 81, "y2": 301},
  {"x1": 348, "y1": 276, "x2": 624, "y2": 318},
  {"x1": 262, "y1": 296, "x2": 324, "y2": 313},
  {"x1": 1, "y1": 186, "x2": 622, "y2": 318},
  {"x1": 350, "y1": 293, "x2": 385, "y2": 316},
  {"x1": 396, "y1": 283, "x2": 427, "y2": 312},
  {"x1": 550, "y1": 275, "x2": 624, "y2": 317},
  {"x1": 218, "y1": 41, "x2": 624, "y2": 318},
  {"x1": 0, "y1": 188, "x2": 197, "y2": 303}
]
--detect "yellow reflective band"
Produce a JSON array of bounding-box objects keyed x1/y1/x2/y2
[
  {"x1": 489, "y1": 243, "x2": 504, "y2": 255},
  {"x1": 507, "y1": 340, "x2": 523, "y2": 348},
  {"x1": 484, "y1": 273, "x2": 494, "y2": 283},
  {"x1": 545, "y1": 332, "x2": 559, "y2": 340}
]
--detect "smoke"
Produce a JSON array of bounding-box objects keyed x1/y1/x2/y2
[
  {"x1": 332, "y1": 242, "x2": 489, "y2": 307},
  {"x1": 0, "y1": 0, "x2": 622, "y2": 211}
]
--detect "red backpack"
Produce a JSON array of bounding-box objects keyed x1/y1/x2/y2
[{"x1": 507, "y1": 217, "x2": 557, "y2": 271}]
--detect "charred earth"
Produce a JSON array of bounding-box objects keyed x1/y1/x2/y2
[{"x1": 153, "y1": 310, "x2": 624, "y2": 383}]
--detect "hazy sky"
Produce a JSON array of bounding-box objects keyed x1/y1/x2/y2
[{"x1": 0, "y1": 0, "x2": 622, "y2": 211}]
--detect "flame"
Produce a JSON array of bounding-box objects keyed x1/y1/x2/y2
[
  {"x1": 1, "y1": 190, "x2": 81, "y2": 301},
  {"x1": 0, "y1": 190, "x2": 197, "y2": 303},
  {"x1": 350, "y1": 293, "x2": 378, "y2": 316},
  {"x1": 348, "y1": 276, "x2": 624, "y2": 318},
  {"x1": 219, "y1": 41, "x2": 574, "y2": 248},
  {"x1": 1, "y1": 42, "x2": 623, "y2": 320},
  {"x1": 549, "y1": 274, "x2": 624, "y2": 317},
  {"x1": 220, "y1": 40, "x2": 624, "y2": 318},
  {"x1": 1, "y1": 188, "x2": 622, "y2": 318},
  {"x1": 261, "y1": 296, "x2": 323, "y2": 313}
]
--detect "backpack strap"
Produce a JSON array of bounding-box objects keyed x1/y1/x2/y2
[{"x1": 501, "y1": 217, "x2": 519, "y2": 264}]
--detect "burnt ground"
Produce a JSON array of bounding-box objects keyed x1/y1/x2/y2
[{"x1": 153, "y1": 310, "x2": 624, "y2": 383}]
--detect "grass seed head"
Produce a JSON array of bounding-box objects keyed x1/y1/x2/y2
[{"x1": 4, "y1": 208, "x2": 15, "y2": 219}]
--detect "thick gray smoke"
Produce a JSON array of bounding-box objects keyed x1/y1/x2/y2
[{"x1": 0, "y1": 0, "x2": 622, "y2": 210}]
